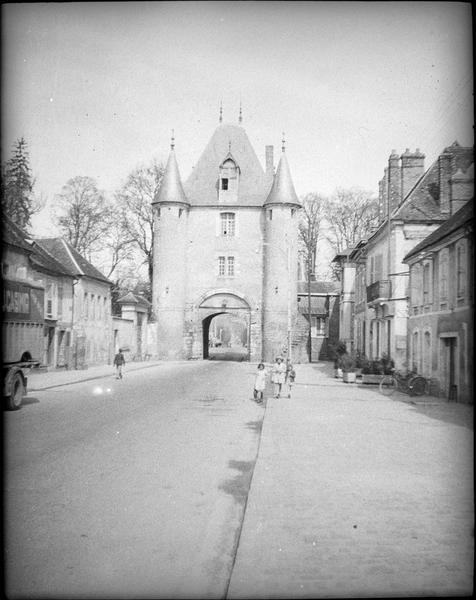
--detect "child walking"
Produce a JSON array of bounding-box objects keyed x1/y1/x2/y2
[
  {"x1": 253, "y1": 363, "x2": 267, "y2": 403},
  {"x1": 113, "y1": 348, "x2": 125, "y2": 379},
  {"x1": 271, "y1": 357, "x2": 286, "y2": 398},
  {"x1": 285, "y1": 359, "x2": 296, "y2": 398}
]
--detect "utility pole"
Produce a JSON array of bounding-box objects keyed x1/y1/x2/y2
[{"x1": 307, "y1": 251, "x2": 312, "y2": 362}]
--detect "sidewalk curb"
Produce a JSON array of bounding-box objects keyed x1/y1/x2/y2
[{"x1": 28, "y1": 362, "x2": 163, "y2": 392}]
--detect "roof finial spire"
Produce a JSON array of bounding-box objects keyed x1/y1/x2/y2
[
  {"x1": 228, "y1": 140, "x2": 231, "y2": 152},
  {"x1": 239, "y1": 101, "x2": 242, "y2": 124},
  {"x1": 171, "y1": 129, "x2": 175, "y2": 150},
  {"x1": 282, "y1": 132, "x2": 286, "y2": 153},
  {"x1": 219, "y1": 101, "x2": 223, "y2": 124}
]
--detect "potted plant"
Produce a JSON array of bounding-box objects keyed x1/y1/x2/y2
[
  {"x1": 361, "y1": 355, "x2": 395, "y2": 385},
  {"x1": 341, "y1": 353, "x2": 357, "y2": 383}
]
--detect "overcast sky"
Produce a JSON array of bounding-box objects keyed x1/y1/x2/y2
[{"x1": 2, "y1": 1, "x2": 473, "y2": 236}]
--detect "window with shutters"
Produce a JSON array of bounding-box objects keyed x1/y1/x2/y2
[
  {"x1": 456, "y1": 240, "x2": 467, "y2": 299},
  {"x1": 422, "y1": 262, "x2": 430, "y2": 305},
  {"x1": 439, "y1": 249, "x2": 448, "y2": 306},
  {"x1": 410, "y1": 264, "x2": 421, "y2": 312}
]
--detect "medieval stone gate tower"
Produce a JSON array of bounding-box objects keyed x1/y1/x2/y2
[{"x1": 152, "y1": 112, "x2": 302, "y2": 362}]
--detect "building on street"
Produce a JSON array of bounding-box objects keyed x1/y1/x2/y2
[
  {"x1": 333, "y1": 142, "x2": 473, "y2": 374},
  {"x1": 403, "y1": 196, "x2": 473, "y2": 403},
  {"x1": 297, "y1": 280, "x2": 340, "y2": 361},
  {"x1": 152, "y1": 111, "x2": 306, "y2": 362},
  {"x1": 34, "y1": 238, "x2": 113, "y2": 368}
]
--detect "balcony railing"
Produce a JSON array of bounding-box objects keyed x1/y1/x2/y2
[{"x1": 366, "y1": 279, "x2": 391, "y2": 304}]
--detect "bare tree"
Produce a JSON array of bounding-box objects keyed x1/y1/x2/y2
[
  {"x1": 298, "y1": 192, "x2": 325, "y2": 280},
  {"x1": 323, "y1": 187, "x2": 378, "y2": 254},
  {"x1": 101, "y1": 219, "x2": 136, "y2": 279},
  {"x1": 298, "y1": 193, "x2": 325, "y2": 361},
  {"x1": 53, "y1": 176, "x2": 112, "y2": 258},
  {"x1": 115, "y1": 159, "x2": 164, "y2": 284}
]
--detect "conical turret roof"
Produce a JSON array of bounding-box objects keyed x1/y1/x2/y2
[
  {"x1": 154, "y1": 148, "x2": 188, "y2": 205},
  {"x1": 184, "y1": 123, "x2": 269, "y2": 206},
  {"x1": 264, "y1": 150, "x2": 300, "y2": 206}
]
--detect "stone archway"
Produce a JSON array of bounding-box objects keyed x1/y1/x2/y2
[{"x1": 198, "y1": 291, "x2": 253, "y2": 361}]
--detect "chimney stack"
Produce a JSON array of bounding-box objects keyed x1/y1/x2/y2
[
  {"x1": 265, "y1": 145, "x2": 274, "y2": 183},
  {"x1": 387, "y1": 150, "x2": 401, "y2": 213},
  {"x1": 400, "y1": 148, "x2": 425, "y2": 199}
]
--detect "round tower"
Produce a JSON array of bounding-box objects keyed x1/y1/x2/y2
[
  {"x1": 152, "y1": 134, "x2": 190, "y2": 359},
  {"x1": 262, "y1": 135, "x2": 301, "y2": 363}
]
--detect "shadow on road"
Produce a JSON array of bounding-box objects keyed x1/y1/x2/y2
[
  {"x1": 219, "y1": 460, "x2": 255, "y2": 504},
  {"x1": 410, "y1": 403, "x2": 473, "y2": 430}
]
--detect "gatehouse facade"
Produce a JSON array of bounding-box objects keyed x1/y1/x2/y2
[{"x1": 151, "y1": 113, "x2": 305, "y2": 362}]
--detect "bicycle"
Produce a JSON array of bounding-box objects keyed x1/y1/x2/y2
[{"x1": 379, "y1": 369, "x2": 428, "y2": 397}]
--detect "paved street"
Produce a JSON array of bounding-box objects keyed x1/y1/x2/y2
[{"x1": 4, "y1": 360, "x2": 474, "y2": 598}]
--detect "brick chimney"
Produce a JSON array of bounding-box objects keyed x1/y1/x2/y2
[
  {"x1": 438, "y1": 151, "x2": 453, "y2": 214},
  {"x1": 400, "y1": 148, "x2": 425, "y2": 199},
  {"x1": 387, "y1": 150, "x2": 401, "y2": 213},
  {"x1": 265, "y1": 145, "x2": 274, "y2": 183}
]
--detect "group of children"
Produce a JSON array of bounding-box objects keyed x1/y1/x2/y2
[{"x1": 253, "y1": 356, "x2": 296, "y2": 404}]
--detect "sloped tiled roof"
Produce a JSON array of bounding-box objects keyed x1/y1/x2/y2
[
  {"x1": 297, "y1": 281, "x2": 340, "y2": 294},
  {"x1": 35, "y1": 238, "x2": 112, "y2": 284},
  {"x1": 30, "y1": 241, "x2": 73, "y2": 277},
  {"x1": 2, "y1": 216, "x2": 33, "y2": 253},
  {"x1": 117, "y1": 291, "x2": 151, "y2": 306},
  {"x1": 394, "y1": 142, "x2": 473, "y2": 222},
  {"x1": 331, "y1": 247, "x2": 354, "y2": 262},
  {"x1": 403, "y1": 200, "x2": 473, "y2": 261},
  {"x1": 184, "y1": 123, "x2": 270, "y2": 206},
  {"x1": 298, "y1": 296, "x2": 329, "y2": 315}
]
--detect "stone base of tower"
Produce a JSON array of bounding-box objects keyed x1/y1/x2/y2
[{"x1": 155, "y1": 312, "x2": 187, "y2": 360}]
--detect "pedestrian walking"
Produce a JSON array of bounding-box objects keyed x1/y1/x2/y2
[
  {"x1": 271, "y1": 356, "x2": 286, "y2": 398},
  {"x1": 253, "y1": 363, "x2": 267, "y2": 403},
  {"x1": 113, "y1": 348, "x2": 125, "y2": 379},
  {"x1": 285, "y1": 359, "x2": 296, "y2": 398}
]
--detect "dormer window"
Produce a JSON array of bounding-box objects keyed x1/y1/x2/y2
[{"x1": 218, "y1": 155, "x2": 240, "y2": 202}]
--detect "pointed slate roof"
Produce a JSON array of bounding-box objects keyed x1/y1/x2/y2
[
  {"x1": 154, "y1": 148, "x2": 188, "y2": 205},
  {"x1": 184, "y1": 123, "x2": 270, "y2": 206},
  {"x1": 35, "y1": 238, "x2": 112, "y2": 284},
  {"x1": 264, "y1": 151, "x2": 300, "y2": 206}
]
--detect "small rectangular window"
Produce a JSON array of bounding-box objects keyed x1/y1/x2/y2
[
  {"x1": 218, "y1": 256, "x2": 226, "y2": 276},
  {"x1": 227, "y1": 256, "x2": 235, "y2": 277},
  {"x1": 221, "y1": 178, "x2": 228, "y2": 190}
]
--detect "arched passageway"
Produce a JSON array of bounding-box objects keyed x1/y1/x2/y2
[{"x1": 202, "y1": 312, "x2": 249, "y2": 361}]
